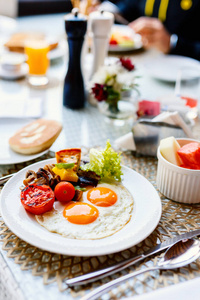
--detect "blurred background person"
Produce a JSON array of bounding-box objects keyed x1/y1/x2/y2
[{"x1": 94, "y1": 0, "x2": 200, "y2": 60}]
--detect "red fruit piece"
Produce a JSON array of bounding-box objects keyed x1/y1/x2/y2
[
  {"x1": 177, "y1": 142, "x2": 200, "y2": 169},
  {"x1": 180, "y1": 163, "x2": 200, "y2": 170},
  {"x1": 181, "y1": 96, "x2": 198, "y2": 108}
]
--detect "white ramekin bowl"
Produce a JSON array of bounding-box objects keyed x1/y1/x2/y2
[{"x1": 157, "y1": 138, "x2": 200, "y2": 204}]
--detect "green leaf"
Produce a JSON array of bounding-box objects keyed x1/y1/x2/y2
[
  {"x1": 74, "y1": 186, "x2": 87, "y2": 191},
  {"x1": 55, "y1": 163, "x2": 75, "y2": 169},
  {"x1": 80, "y1": 140, "x2": 123, "y2": 182}
]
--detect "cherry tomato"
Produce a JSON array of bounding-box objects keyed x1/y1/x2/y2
[
  {"x1": 54, "y1": 182, "x2": 75, "y2": 202},
  {"x1": 21, "y1": 184, "x2": 55, "y2": 215}
]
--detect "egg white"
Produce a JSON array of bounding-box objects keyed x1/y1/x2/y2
[{"x1": 35, "y1": 182, "x2": 134, "y2": 240}]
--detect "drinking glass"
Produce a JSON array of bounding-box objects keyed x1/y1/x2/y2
[
  {"x1": 175, "y1": 66, "x2": 200, "y2": 119},
  {"x1": 25, "y1": 40, "x2": 49, "y2": 86}
]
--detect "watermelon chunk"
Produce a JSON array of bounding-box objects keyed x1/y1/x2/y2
[
  {"x1": 180, "y1": 163, "x2": 200, "y2": 170},
  {"x1": 177, "y1": 142, "x2": 200, "y2": 169},
  {"x1": 181, "y1": 96, "x2": 198, "y2": 108}
]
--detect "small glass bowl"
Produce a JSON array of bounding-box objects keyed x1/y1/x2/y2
[{"x1": 157, "y1": 138, "x2": 200, "y2": 204}]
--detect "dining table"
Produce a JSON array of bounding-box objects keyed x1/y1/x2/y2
[{"x1": 0, "y1": 12, "x2": 200, "y2": 300}]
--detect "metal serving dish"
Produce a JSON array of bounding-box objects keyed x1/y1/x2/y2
[{"x1": 132, "y1": 119, "x2": 188, "y2": 157}]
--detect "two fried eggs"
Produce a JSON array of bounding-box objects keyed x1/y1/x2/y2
[{"x1": 36, "y1": 183, "x2": 134, "y2": 240}]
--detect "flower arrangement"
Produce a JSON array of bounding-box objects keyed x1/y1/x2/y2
[{"x1": 90, "y1": 58, "x2": 138, "y2": 113}]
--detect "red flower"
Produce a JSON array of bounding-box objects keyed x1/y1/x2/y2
[
  {"x1": 120, "y1": 58, "x2": 134, "y2": 71},
  {"x1": 92, "y1": 83, "x2": 108, "y2": 102},
  {"x1": 136, "y1": 110, "x2": 145, "y2": 117}
]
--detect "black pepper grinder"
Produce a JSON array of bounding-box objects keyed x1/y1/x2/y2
[{"x1": 63, "y1": 8, "x2": 87, "y2": 109}]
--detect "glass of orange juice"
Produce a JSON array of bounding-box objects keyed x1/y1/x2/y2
[{"x1": 25, "y1": 40, "x2": 50, "y2": 86}]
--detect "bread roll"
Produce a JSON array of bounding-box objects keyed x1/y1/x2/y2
[
  {"x1": 9, "y1": 119, "x2": 62, "y2": 155},
  {"x1": 4, "y1": 32, "x2": 58, "y2": 53}
]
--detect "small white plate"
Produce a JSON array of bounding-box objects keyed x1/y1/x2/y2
[
  {"x1": 0, "y1": 118, "x2": 48, "y2": 165},
  {"x1": 144, "y1": 55, "x2": 200, "y2": 82},
  {"x1": 0, "y1": 63, "x2": 28, "y2": 80},
  {"x1": 0, "y1": 158, "x2": 162, "y2": 256},
  {"x1": 109, "y1": 24, "x2": 143, "y2": 52},
  {"x1": 0, "y1": 148, "x2": 48, "y2": 165},
  {"x1": 48, "y1": 41, "x2": 66, "y2": 60}
]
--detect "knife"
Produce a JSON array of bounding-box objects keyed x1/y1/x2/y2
[
  {"x1": 65, "y1": 229, "x2": 200, "y2": 287},
  {"x1": 0, "y1": 173, "x2": 17, "y2": 185},
  {"x1": 0, "y1": 150, "x2": 56, "y2": 186}
]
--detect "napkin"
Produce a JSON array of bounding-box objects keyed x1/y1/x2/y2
[
  {"x1": 114, "y1": 132, "x2": 136, "y2": 151},
  {"x1": 125, "y1": 277, "x2": 200, "y2": 300},
  {"x1": 114, "y1": 111, "x2": 194, "y2": 151},
  {"x1": 152, "y1": 111, "x2": 194, "y2": 138},
  {"x1": 0, "y1": 97, "x2": 43, "y2": 118}
]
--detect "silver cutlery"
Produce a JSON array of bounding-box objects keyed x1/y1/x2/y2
[
  {"x1": 65, "y1": 229, "x2": 200, "y2": 287},
  {"x1": 98, "y1": 1, "x2": 129, "y2": 25},
  {"x1": 80, "y1": 238, "x2": 200, "y2": 300},
  {"x1": 0, "y1": 173, "x2": 17, "y2": 185}
]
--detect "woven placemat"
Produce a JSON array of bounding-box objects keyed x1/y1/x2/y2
[{"x1": 0, "y1": 150, "x2": 200, "y2": 299}]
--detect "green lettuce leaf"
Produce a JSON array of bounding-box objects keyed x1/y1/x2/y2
[{"x1": 81, "y1": 141, "x2": 122, "y2": 181}]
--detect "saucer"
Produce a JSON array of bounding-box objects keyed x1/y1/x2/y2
[
  {"x1": 0, "y1": 63, "x2": 28, "y2": 80},
  {"x1": 0, "y1": 53, "x2": 25, "y2": 71}
]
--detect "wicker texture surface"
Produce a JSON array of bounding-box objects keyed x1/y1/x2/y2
[{"x1": 0, "y1": 150, "x2": 200, "y2": 299}]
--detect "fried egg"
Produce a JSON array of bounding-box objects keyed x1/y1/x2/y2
[{"x1": 35, "y1": 183, "x2": 134, "y2": 240}]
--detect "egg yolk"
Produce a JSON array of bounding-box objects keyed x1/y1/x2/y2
[
  {"x1": 63, "y1": 202, "x2": 99, "y2": 225},
  {"x1": 87, "y1": 187, "x2": 117, "y2": 207}
]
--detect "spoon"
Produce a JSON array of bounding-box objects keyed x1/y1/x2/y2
[{"x1": 80, "y1": 238, "x2": 200, "y2": 300}]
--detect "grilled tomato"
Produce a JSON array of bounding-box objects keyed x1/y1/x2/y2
[{"x1": 21, "y1": 184, "x2": 55, "y2": 215}]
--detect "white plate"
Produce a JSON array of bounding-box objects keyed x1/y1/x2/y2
[
  {"x1": 109, "y1": 24, "x2": 143, "y2": 52},
  {"x1": 144, "y1": 55, "x2": 200, "y2": 82},
  {"x1": 0, "y1": 118, "x2": 48, "y2": 165},
  {"x1": 0, "y1": 158, "x2": 162, "y2": 256}
]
